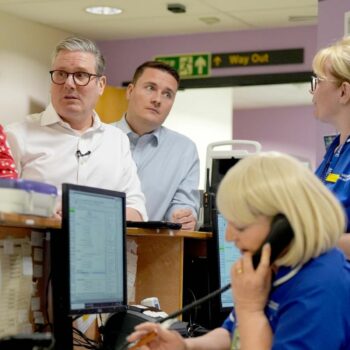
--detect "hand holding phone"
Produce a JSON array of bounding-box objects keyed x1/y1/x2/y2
[{"x1": 231, "y1": 243, "x2": 272, "y2": 314}]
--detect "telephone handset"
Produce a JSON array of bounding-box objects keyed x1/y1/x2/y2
[{"x1": 252, "y1": 214, "x2": 294, "y2": 269}]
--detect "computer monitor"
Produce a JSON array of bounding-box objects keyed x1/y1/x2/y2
[
  {"x1": 210, "y1": 158, "x2": 241, "y2": 199},
  {"x1": 213, "y1": 210, "x2": 241, "y2": 311},
  {"x1": 61, "y1": 183, "x2": 127, "y2": 315}
]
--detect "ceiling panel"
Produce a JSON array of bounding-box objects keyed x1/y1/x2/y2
[
  {"x1": 234, "y1": 6, "x2": 317, "y2": 28},
  {"x1": 0, "y1": 0, "x2": 318, "y2": 40},
  {"x1": 199, "y1": 0, "x2": 316, "y2": 12}
]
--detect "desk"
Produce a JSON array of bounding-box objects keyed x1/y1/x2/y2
[
  {"x1": 127, "y1": 228, "x2": 211, "y2": 314},
  {"x1": 0, "y1": 213, "x2": 212, "y2": 347}
]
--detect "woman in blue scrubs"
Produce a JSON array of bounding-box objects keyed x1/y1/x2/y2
[
  {"x1": 127, "y1": 152, "x2": 350, "y2": 350},
  {"x1": 312, "y1": 36, "x2": 350, "y2": 258}
]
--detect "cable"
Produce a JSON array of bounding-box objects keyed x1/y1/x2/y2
[
  {"x1": 184, "y1": 288, "x2": 197, "y2": 325},
  {"x1": 72, "y1": 326, "x2": 101, "y2": 349},
  {"x1": 116, "y1": 283, "x2": 231, "y2": 350},
  {"x1": 71, "y1": 314, "x2": 106, "y2": 349},
  {"x1": 160, "y1": 283, "x2": 230, "y2": 324},
  {"x1": 97, "y1": 313, "x2": 104, "y2": 343}
]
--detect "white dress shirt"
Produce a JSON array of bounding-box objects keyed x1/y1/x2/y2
[{"x1": 6, "y1": 103, "x2": 147, "y2": 220}]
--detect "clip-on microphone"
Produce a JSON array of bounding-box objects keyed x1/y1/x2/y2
[
  {"x1": 76, "y1": 150, "x2": 91, "y2": 158},
  {"x1": 118, "y1": 283, "x2": 231, "y2": 350}
]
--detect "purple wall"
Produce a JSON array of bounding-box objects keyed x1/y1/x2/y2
[
  {"x1": 318, "y1": 0, "x2": 350, "y2": 48},
  {"x1": 98, "y1": 25, "x2": 317, "y2": 87},
  {"x1": 233, "y1": 106, "x2": 317, "y2": 168},
  {"x1": 99, "y1": 22, "x2": 349, "y2": 167}
]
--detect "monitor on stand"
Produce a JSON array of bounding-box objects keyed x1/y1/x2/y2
[{"x1": 51, "y1": 183, "x2": 127, "y2": 350}]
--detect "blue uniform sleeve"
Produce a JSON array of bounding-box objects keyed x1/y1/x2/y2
[{"x1": 221, "y1": 309, "x2": 236, "y2": 335}]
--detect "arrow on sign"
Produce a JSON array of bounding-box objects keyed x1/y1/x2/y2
[
  {"x1": 213, "y1": 56, "x2": 222, "y2": 67},
  {"x1": 194, "y1": 56, "x2": 207, "y2": 75}
]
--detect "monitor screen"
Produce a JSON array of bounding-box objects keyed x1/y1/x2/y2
[
  {"x1": 215, "y1": 212, "x2": 241, "y2": 310},
  {"x1": 62, "y1": 183, "x2": 127, "y2": 315},
  {"x1": 211, "y1": 158, "x2": 241, "y2": 196}
]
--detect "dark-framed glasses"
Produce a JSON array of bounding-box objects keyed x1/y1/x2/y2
[{"x1": 49, "y1": 70, "x2": 101, "y2": 86}]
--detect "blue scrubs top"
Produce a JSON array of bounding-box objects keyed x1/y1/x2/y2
[
  {"x1": 316, "y1": 135, "x2": 350, "y2": 232},
  {"x1": 222, "y1": 248, "x2": 350, "y2": 349}
]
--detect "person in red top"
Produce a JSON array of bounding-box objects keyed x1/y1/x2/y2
[{"x1": 0, "y1": 124, "x2": 18, "y2": 179}]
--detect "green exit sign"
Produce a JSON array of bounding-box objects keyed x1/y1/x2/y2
[{"x1": 154, "y1": 53, "x2": 211, "y2": 79}]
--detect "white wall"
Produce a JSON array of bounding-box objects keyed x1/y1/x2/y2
[
  {"x1": 164, "y1": 87, "x2": 233, "y2": 189},
  {"x1": 0, "y1": 12, "x2": 71, "y2": 125}
]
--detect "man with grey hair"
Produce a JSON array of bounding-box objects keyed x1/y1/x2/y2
[{"x1": 6, "y1": 36, "x2": 147, "y2": 220}]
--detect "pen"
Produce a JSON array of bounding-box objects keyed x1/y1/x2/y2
[{"x1": 127, "y1": 330, "x2": 157, "y2": 350}]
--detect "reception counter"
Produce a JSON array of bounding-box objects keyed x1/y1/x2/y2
[{"x1": 0, "y1": 212, "x2": 212, "y2": 345}]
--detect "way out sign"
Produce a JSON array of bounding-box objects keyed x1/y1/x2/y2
[{"x1": 154, "y1": 53, "x2": 211, "y2": 79}]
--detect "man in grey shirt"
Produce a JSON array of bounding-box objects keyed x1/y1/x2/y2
[{"x1": 114, "y1": 61, "x2": 200, "y2": 230}]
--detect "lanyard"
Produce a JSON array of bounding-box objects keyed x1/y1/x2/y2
[{"x1": 320, "y1": 137, "x2": 343, "y2": 182}]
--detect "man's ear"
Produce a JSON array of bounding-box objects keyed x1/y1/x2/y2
[
  {"x1": 339, "y1": 81, "x2": 350, "y2": 104},
  {"x1": 98, "y1": 75, "x2": 107, "y2": 96},
  {"x1": 126, "y1": 83, "x2": 134, "y2": 100}
]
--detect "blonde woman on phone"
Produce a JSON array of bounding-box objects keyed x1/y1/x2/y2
[{"x1": 128, "y1": 152, "x2": 350, "y2": 350}]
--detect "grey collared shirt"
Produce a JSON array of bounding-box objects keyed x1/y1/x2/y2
[{"x1": 113, "y1": 116, "x2": 200, "y2": 221}]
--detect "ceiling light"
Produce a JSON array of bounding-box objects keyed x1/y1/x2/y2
[
  {"x1": 199, "y1": 17, "x2": 220, "y2": 25},
  {"x1": 85, "y1": 6, "x2": 122, "y2": 15}
]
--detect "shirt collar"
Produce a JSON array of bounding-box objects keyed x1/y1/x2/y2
[
  {"x1": 120, "y1": 114, "x2": 160, "y2": 145},
  {"x1": 40, "y1": 103, "x2": 104, "y2": 133},
  {"x1": 272, "y1": 264, "x2": 303, "y2": 289}
]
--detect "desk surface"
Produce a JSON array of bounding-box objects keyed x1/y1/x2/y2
[
  {"x1": 0, "y1": 212, "x2": 212, "y2": 238},
  {"x1": 0, "y1": 212, "x2": 61, "y2": 229}
]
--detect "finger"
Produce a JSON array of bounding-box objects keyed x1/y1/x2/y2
[
  {"x1": 128, "y1": 331, "x2": 158, "y2": 350},
  {"x1": 173, "y1": 216, "x2": 189, "y2": 224},
  {"x1": 129, "y1": 323, "x2": 158, "y2": 342},
  {"x1": 172, "y1": 208, "x2": 192, "y2": 219},
  {"x1": 232, "y1": 258, "x2": 244, "y2": 277},
  {"x1": 241, "y1": 250, "x2": 254, "y2": 272},
  {"x1": 173, "y1": 216, "x2": 195, "y2": 228},
  {"x1": 257, "y1": 243, "x2": 271, "y2": 272},
  {"x1": 176, "y1": 215, "x2": 195, "y2": 225},
  {"x1": 127, "y1": 329, "x2": 150, "y2": 342}
]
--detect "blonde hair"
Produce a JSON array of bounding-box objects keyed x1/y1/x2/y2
[
  {"x1": 312, "y1": 35, "x2": 350, "y2": 84},
  {"x1": 216, "y1": 152, "x2": 345, "y2": 267}
]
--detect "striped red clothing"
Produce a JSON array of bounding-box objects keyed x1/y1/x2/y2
[{"x1": 0, "y1": 124, "x2": 18, "y2": 179}]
